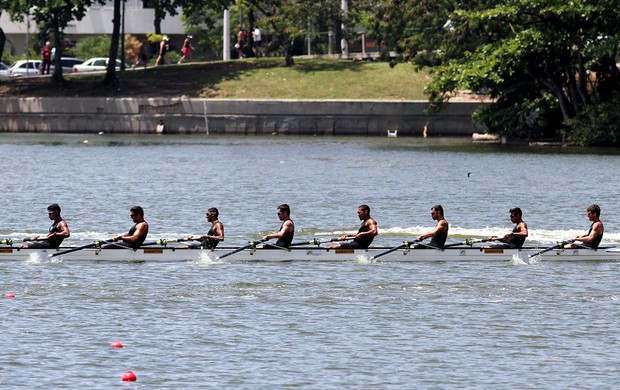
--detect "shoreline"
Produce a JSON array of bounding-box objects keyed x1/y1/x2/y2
[{"x1": 0, "y1": 97, "x2": 488, "y2": 136}]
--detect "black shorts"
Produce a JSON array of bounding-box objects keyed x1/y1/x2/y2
[{"x1": 338, "y1": 241, "x2": 362, "y2": 249}]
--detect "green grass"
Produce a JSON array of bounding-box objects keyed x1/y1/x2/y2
[
  {"x1": 189, "y1": 58, "x2": 432, "y2": 100},
  {"x1": 2, "y1": 57, "x2": 433, "y2": 99}
]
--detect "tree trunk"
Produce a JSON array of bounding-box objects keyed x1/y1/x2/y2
[
  {"x1": 50, "y1": 11, "x2": 65, "y2": 87},
  {"x1": 102, "y1": 0, "x2": 121, "y2": 87},
  {"x1": 154, "y1": 1, "x2": 162, "y2": 34},
  {"x1": 0, "y1": 27, "x2": 6, "y2": 64}
]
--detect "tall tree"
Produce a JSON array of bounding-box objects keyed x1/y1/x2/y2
[
  {"x1": 102, "y1": 0, "x2": 122, "y2": 87},
  {"x1": 2, "y1": 0, "x2": 103, "y2": 86},
  {"x1": 372, "y1": 0, "x2": 620, "y2": 145}
]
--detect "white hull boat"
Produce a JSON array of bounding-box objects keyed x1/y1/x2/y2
[{"x1": 2, "y1": 245, "x2": 620, "y2": 263}]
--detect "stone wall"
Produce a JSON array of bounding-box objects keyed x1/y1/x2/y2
[{"x1": 0, "y1": 97, "x2": 489, "y2": 136}]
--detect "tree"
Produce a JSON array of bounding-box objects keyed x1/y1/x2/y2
[
  {"x1": 1, "y1": 0, "x2": 103, "y2": 86},
  {"x1": 241, "y1": 0, "x2": 351, "y2": 66},
  {"x1": 423, "y1": 0, "x2": 620, "y2": 145}
]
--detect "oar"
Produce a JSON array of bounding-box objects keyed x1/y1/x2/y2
[
  {"x1": 370, "y1": 240, "x2": 418, "y2": 261},
  {"x1": 217, "y1": 239, "x2": 267, "y2": 260},
  {"x1": 528, "y1": 240, "x2": 572, "y2": 259},
  {"x1": 140, "y1": 238, "x2": 192, "y2": 247},
  {"x1": 48, "y1": 239, "x2": 114, "y2": 258},
  {"x1": 289, "y1": 238, "x2": 323, "y2": 247},
  {"x1": 443, "y1": 238, "x2": 491, "y2": 248}
]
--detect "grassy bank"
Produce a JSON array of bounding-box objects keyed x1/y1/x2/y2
[{"x1": 0, "y1": 58, "x2": 432, "y2": 99}]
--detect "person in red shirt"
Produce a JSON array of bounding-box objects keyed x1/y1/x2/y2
[{"x1": 40, "y1": 41, "x2": 52, "y2": 74}]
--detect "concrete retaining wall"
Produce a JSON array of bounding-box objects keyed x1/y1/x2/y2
[{"x1": 0, "y1": 97, "x2": 489, "y2": 136}]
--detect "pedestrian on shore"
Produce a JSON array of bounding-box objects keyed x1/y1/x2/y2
[
  {"x1": 156, "y1": 36, "x2": 169, "y2": 66},
  {"x1": 178, "y1": 35, "x2": 194, "y2": 64},
  {"x1": 40, "y1": 41, "x2": 53, "y2": 74}
]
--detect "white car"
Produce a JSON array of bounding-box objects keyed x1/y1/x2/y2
[
  {"x1": 72, "y1": 57, "x2": 129, "y2": 73},
  {"x1": 0, "y1": 63, "x2": 9, "y2": 80},
  {"x1": 8, "y1": 59, "x2": 42, "y2": 77}
]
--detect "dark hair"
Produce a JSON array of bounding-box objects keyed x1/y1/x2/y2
[
  {"x1": 432, "y1": 205, "x2": 444, "y2": 215},
  {"x1": 130, "y1": 205, "x2": 144, "y2": 217},
  {"x1": 587, "y1": 204, "x2": 601, "y2": 217},
  {"x1": 358, "y1": 204, "x2": 370, "y2": 213},
  {"x1": 277, "y1": 204, "x2": 290, "y2": 215},
  {"x1": 509, "y1": 207, "x2": 522, "y2": 217},
  {"x1": 207, "y1": 207, "x2": 219, "y2": 218},
  {"x1": 48, "y1": 203, "x2": 61, "y2": 213}
]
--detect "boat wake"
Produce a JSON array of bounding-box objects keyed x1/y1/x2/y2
[
  {"x1": 23, "y1": 252, "x2": 62, "y2": 265},
  {"x1": 510, "y1": 252, "x2": 535, "y2": 266},
  {"x1": 354, "y1": 254, "x2": 373, "y2": 264},
  {"x1": 188, "y1": 251, "x2": 220, "y2": 265}
]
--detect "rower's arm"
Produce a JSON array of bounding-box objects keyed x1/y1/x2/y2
[
  {"x1": 574, "y1": 221, "x2": 603, "y2": 243},
  {"x1": 418, "y1": 220, "x2": 447, "y2": 241},
  {"x1": 120, "y1": 222, "x2": 148, "y2": 245},
  {"x1": 48, "y1": 220, "x2": 70, "y2": 239},
  {"x1": 201, "y1": 223, "x2": 225, "y2": 242}
]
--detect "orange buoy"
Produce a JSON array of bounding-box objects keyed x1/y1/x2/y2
[
  {"x1": 122, "y1": 370, "x2": 137, "y2": 381},
  {"x1": 110, "y1": 341, "x2": 123, "y2": 348},
  {"x1": 5, "y1": 292, "x2": 15, "y2": 298}
]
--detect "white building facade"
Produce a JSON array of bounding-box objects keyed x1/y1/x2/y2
[{"x1": 1, "y1": 0, "x2": 185, "y2": 56}]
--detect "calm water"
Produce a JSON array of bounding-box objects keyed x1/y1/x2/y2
[{"x1": 2, "y1": 134, "x2": 620, "y2": 388}]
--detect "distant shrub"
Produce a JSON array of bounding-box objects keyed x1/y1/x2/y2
[{"x1": 74, "y1": 35, "x2": 112, "y2": 59}]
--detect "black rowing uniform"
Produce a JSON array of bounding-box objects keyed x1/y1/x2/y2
[
  {"x1": 272, "y1": 219, "x2": 295, "y2": 248},
  {"x1": 428, "y1": 228, "x2": 448, "y2": 249},
  {"x1": 190, "y1": 222, "x2": 223, "y2": 249},
  {"x1": 579, "y1": 223, "x2": 603, "y2": 249},
  {"x1": 338, "y1": 219, "x2": 377, "y2": 249},
  {"x1": 26, "y1": 219, "x2": 66, "y2": 249},
  {"x1": 506, "y1": 225, "x2": 526, "y2": 249}
]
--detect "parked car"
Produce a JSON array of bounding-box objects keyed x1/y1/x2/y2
[
  {"x1": 51, "y1": 57, "x2": 84, "y2": 74},
  {"x1": 72, "y1": 57, "x2": 129, "y2": 73},
  {"x1": 8, "y1": 60, "x2": 41, "y2": 77},
  {"x1": 0, "y1": 63, "x2": 9, "y2": 80}
]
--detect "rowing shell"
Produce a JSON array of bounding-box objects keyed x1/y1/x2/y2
[{"x1": 1, "y1": 245, "x2": 620, "y2": 262}]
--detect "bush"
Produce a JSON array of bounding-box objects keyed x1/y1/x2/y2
[
  {"x1": 74, "y1": 35, "x2": 111, "y2": 59},
  {"x1": 566, "y1": 94, "x2": 620, "y2": 146}
]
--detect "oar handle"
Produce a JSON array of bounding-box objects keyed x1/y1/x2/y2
[
  {"x1": 370, "y1": 240, "x2": 418, "y2": 261},
  {"x1": 288, "y1": 239, "x2": 322, "y2": 247},
  {"x1": 446, "y1": 238, "x2": 491, "y2": 247},
  {"x1": 218, "y1": 239, "x2": 266, "y2": 260}
]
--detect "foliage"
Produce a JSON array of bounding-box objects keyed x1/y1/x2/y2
[
  {"x1": 565, "y1": 92, "x2": 620, "y2": 146},
  {"x1": 73, "y1": 35, "x2": 111, "y2": 59},
  {"x1": 2, "y1": 0, "x2": 105, "y2": 84},
  {"x1": 418, "y1": 0, "x2": 620, "y2": 145}
]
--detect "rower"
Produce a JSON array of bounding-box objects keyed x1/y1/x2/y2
[
  {"x1": 416, "y1": 204, "x2": 449, "y2": 249},
  {"x1": 327, "y1": 204, "x2": 378, "y2": 249},
  {"x1": 566, "y1": 204, "x2": 604, "y2": 249},
  {"x1": 186, "y1": 207, "x2": 224, "y2": 249},
  {"x1": 104, "y1": 205, "x2": 149, "y2": 249},
  {"x1": 21, "y1": 203, "x2": 70, "y2": 249},
  {"x1": 263, "y1": 204, "x2": 294, "y2": 248},
  {"x1": 484, "y1": 207, "x2": 528, "y2": 249}
]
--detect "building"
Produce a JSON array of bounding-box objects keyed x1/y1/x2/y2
[{"x1": 1, "y1": 0, "x2": 185, "y2": 56}]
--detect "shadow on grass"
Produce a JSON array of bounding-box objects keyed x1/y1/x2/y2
[{"x1": 0, "y1": 58, "x2": 375, "y2": 98}]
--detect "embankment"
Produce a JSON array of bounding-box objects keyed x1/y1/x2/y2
[{"x1": 0, "y1": 97, "x2": 488, "y2": 135}]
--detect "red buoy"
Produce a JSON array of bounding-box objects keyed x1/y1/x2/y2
[
  {"x1": 35, "y1": 275, "x2": 41, "y2": 279},
  {"x1": 110, "y1": 341, "x2": 123, "y2": 348},
  {"x1": 122, "y1": 370, "x2": 137, "y2": 381},
  {"x1": 5, "y1": 292, "x2": 15, "y2": 298}
]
